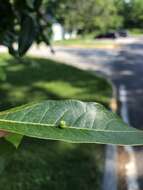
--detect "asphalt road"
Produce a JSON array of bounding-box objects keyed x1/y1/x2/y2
[
  {"x1": 40, "y1": 39, "x2": 143, "y2": 189},
  {"x1": 109, "y1": 40, "x2": 143, "y2": 189}
]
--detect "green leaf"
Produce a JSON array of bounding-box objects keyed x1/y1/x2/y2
[
  {"x1": 0, "y1": 100, "x2": 142, "y2": 146},
  {"x1": 26, "y1": 0, "x2": 42, "y2": 9},
  {"x1": 5, "y1": 134, "x2": 23, "y2": 148},
  {"x1": 34, "y1": 0, "x2": 43, "y2": 9},
  {"x1": 26, "y1": 0, "x2": 34, "y2": 9},
  {"x1": 18, "y1": 14, "x2": 37, "y2": 56}
]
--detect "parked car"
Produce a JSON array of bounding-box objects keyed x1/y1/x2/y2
[
  {"x1": 95, "y1": 30, "x2": 128, "y2": 39},
  {"x1": 117, "y1": 30, "x2": 128, "y2": 37},
  {"x1": 95, "y1": 31, "x2": 118, "y2": 39}
]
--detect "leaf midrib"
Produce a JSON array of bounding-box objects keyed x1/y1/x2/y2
[{"x1": 0, "y1": 119, "x2": 140, "y2": 133}]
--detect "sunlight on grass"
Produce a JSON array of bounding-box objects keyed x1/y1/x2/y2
[
  {"x1": 0, "y1": 54, "x2": 111, "y2": 110},
  {"x1": 34, "y1": 81, "x2": 83, "y2": 98}
]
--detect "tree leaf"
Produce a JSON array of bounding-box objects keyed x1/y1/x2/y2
[
  {"x1": 0, "y1": 100, "x2": 142, "y2": 146},
  {"x1": 18, "y1": 14, "x2": 37, "y2": 56},
  {"x1": 34, "y1": 0, "x2": 43, "y2": 9},
  {"x1": 26, "y1": 0, "x2": 34, "y2": 9},
  {"x1": 5, "y1": 134, "x2": 23, "y2": 148},
  {"x1": 26, "y1": 0, "x2": 42, "y2": 9}
]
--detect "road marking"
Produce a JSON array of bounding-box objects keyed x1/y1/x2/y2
[
  {"x1": 102, "y1": 97, "x2": 118, "y2": 190},
  {"x1": 119, "y1": 85, "x2": 139, "y2": 190}
]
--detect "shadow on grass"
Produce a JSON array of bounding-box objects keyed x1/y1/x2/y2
[
  {"x1": 0, "y1": 138, "x2": 104, "y2": 190},
  {"x1": 0, "y1": 56, "x2": 111, "y2": 111}
]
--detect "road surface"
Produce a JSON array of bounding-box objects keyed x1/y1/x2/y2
[{"x1": 109, "y1": 40, "x2": 143, "y2": 189}]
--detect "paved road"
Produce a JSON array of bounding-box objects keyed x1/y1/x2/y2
[
  {"x1": 109, "y1": 41, "x2": 143, "y2": 189},
  {"x1": 35, "y1": 39, "x2": 143, "y2": 189}
]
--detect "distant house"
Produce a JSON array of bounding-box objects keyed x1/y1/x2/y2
[
  {"x1": 52, "y1": 23, "x2": 64, "y2": 41},
  {"x1": 52, "y1": 22, "x2": 77, "y2": 41}
]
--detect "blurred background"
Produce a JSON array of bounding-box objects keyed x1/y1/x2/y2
[{"x1": 0, "y1": 0, "x2": 143, "y2": 190}]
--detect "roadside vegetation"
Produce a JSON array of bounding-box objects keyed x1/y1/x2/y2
[
  {"x1": 54, "y1": 37, "x2": 119, "y2": 48},
  {"x1": 128, "y1": 28, "x2": 143, "y2": 36},
  {"x1": 1, "y1": 0, "x2": 143, "y2": 56},
  {"x1": 0, "y1": 54, "x2": 112, "y2": 190}
]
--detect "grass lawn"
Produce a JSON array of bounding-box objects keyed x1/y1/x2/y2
[
  {"x1": 128, "y1": 28, "x2": 143, "y2": 36},
  {"x1": 0, "y1": 54, "x2": 112, "y2": 190},
  {"x1": 54, "y1": 37, "x2": 118, "y2": 49}
]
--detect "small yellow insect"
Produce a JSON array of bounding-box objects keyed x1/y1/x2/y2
[{"x1": 59, "y1": 120, "x2": 68, "y2": 129}]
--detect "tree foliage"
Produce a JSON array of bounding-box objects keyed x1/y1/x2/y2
[
  {"x1": 0, "y1": 0, "x2": 52, "y2": 57},
  {"x1": 116, "y1": 0, "x2": 143, "y2": 29},
  {"x1": 46, "y1": 0, "x2": 123, "y2": 34},
  {"x1": 1, "y1": 0, "x2": 143, "y2": 57}
]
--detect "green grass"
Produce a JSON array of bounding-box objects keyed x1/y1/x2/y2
[
  {"x1": 0, "y1": 140, "x2": 105, "y2": 190},
  {"x1": 54, "y1": 37, "x2": 117, "y2": 48},
  {"x1": 129, "y1": 28, "x2": 143, "y2": 36},
  {"x1": 0, "y1": 54, "x2": 112, "y2": 190},
  {"x1": 0, "y1": 54, "x2": 111, "y2": 110}
]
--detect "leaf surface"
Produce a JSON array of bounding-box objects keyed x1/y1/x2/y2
[
  {"x1": 0, "y1": 100, "x2": 142, "y2": 145},
  {"x1": 26, "y1": 0, "x2": 34, "y2": 9},
  {"x1": 18, "y1": 14, "x2": 37, "y2": 56}
]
